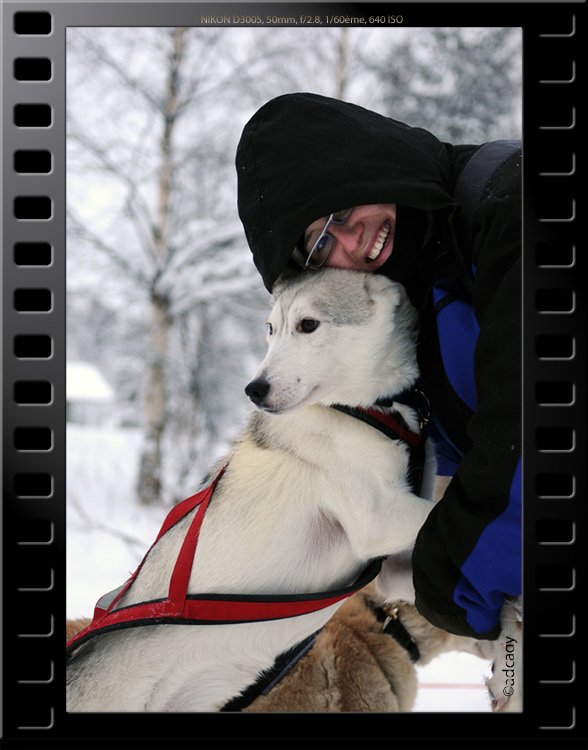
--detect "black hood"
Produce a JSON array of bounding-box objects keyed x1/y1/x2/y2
[{"x1": 236, "y1": 92, "x2": 458, "y2": 290}]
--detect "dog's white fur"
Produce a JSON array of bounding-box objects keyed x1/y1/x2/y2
[
  {"x1": 67, "y1": 269, "x2": 436, "y2": 712},
  {"x1": 67, "y1": 268, "x2": 520, "y2": 712}
]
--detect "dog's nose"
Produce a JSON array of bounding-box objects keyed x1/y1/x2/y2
[{"x1": 245, "y1": 379, "x2": 270, "y2": 405}]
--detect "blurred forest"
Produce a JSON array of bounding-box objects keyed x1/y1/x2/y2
[{"x1": 66, "y1": 26, "x2": 522, "y2": 506}]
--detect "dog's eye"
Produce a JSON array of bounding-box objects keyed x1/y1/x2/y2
[
  {"x1": 267, "y1": 323, "x2": 273, "y2": 335},
  {"x1": 297, "y1": 318, "x2": 320, "y2": 334}
]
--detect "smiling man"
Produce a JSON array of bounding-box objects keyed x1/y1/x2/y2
[
  {"x1": 302, "y1": 205, "x2": 396, "y2": 271},
  {"x1": 235, "y1": 92, "x2": 522, "y2": 643}
]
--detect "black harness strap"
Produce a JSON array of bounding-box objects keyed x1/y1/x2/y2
[
  {"x1": 383, "y1": 385, "x2": 431, "y2": 429},
  {"x1": 220, "y1": 631, "x2": 320, "y2": 712},
  {"x1": 374, "y1": 605, "x2": 421, "y2": 663},
  {"x1": 331, "y1": 401, "x2": 427, "y2": 497},
  {"x1": 222, "y1": 602, "x2": 421, "y2": 711}
]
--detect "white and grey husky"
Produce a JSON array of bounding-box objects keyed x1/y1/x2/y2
[{"x1": 66, "y1": 268, "x2": 519, "y2": 712}]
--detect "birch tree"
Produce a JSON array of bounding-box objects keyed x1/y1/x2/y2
[
  {"x1": 67, "y1": 28, "x2": 261, "y2": 504},
  {"x1": 66, "y1": 26, "x2": 381, "y2": 506}
]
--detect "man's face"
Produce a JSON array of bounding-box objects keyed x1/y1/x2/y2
[{"x1": 303, "y1": 204, "x2": 397, "y2": 272}]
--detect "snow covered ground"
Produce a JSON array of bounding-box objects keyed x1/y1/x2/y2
[{"x1": 66, "y1": 423, "x2": 492, "y2": 712}]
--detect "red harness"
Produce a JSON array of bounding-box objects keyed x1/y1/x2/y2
[
  {"x1": 66, "y1": 403, "x2": 425, "y2": 711},
  {"x1": 67, "y1": 403, "x2": 423, "y2": 659},
  {"x1": 66, "y1": 468, "x2": 383, "y2": 656}
]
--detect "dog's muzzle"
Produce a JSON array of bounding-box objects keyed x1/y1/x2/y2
[{"x1": 245, "y1": 378, "x2": 270, "y2": 406}]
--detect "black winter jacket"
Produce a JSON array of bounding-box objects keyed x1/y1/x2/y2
[{"x1": 236, "y1": 93, "x2": 521, "y2": 639}]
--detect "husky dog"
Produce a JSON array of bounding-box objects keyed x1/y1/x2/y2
[
  {"x1": 67, "y1": 268, "x2": 518, "y2": 712},
  {"x1": 67, "y1": 269, "x2": 437, "y2": 711}
]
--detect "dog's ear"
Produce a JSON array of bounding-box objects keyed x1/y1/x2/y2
[{"x1": 363, "y1": 273, "x2": 404, "y2": 308}]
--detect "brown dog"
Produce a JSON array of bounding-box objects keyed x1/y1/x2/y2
[
  {"x1": 66, "y1": 617, "x2": 91, "y2": 643},
  {"x1": 245, "y1": 585, "x2": 487, "y2": 712}
]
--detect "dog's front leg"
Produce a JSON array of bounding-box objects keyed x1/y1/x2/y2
[
  {"x1": 341, "y1": 487, "x2": 433, "y2": 563},
  {"x1": 375, "y1": 550, "x2": 416, "y2": 603},
  {"x1": 353, "y1": 489, "x2": 433, "y2": 603}
]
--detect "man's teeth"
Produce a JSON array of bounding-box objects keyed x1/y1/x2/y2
[{"x1": 367, "y1": 221, "x2": 390, "y2": 261}]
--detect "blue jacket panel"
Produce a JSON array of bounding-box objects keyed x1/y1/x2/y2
[{"x1": 413, "y1": 143, "x2": 522, "y2": 639}]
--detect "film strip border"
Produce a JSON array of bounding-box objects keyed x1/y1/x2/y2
[
  {"x1": 3, "y1": 5, "x2": 61, "y2": 736},
  {"x1": 1, "y1": 1, "x2": 586, "y2": 745},
  {"x1": 527, "y1": 10, "x2": 585, "y2": 735}
]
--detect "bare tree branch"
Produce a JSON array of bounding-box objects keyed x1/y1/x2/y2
[
  {"x1": 69, "y1": 494, "x2": 148, "y2": 555},
  {"x1": 76, "y1": 32, "x2": 165, "y2": 114},
  {"x1": 67, "y1": 206, "x2": 150, "y2": 287}
]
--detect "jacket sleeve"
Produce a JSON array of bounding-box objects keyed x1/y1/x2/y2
[{"x1": 412, "y1": 160, "x2": 522, "y2": 640}]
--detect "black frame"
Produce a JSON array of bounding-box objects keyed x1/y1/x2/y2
[{"x1": 2, "y1": 2, "x2": 585, "y2": 748}]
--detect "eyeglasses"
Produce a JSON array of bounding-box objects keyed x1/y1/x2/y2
[{"x1": 304, "y1": 207, "x2": 354, "y2": 269}]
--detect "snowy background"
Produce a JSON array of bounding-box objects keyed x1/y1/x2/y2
[{"x1": 66, "y1": 26, "x2": 521, "y2": 712}]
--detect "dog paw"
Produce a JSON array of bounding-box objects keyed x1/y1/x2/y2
[{"x1": 485, "y1": 596, "x2": 522, "y2": 712}]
